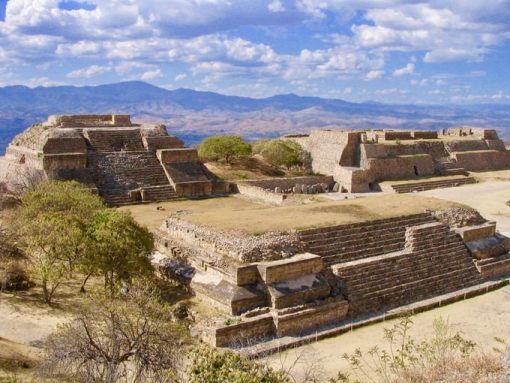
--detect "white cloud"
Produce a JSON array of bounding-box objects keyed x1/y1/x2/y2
[
  {"x1": 268, "y1": 0, "x2": 285, "y2": 13},
  {"x1": 67, "y1": 64, "x2": 111, "y2": 78},
  {"x1": 393, "y1": 63, "x2": 414, "y2": 77},
  {"x1": 140, "y1": 68, "x2": 163, "y2": 80},
  {"x1": 175, "y1": 73, "x2": 187, "y2": 81},
  {"x1": 365, "y1": 70, "x2": 384, "y2": 80}
]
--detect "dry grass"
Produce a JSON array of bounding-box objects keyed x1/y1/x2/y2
[{"x1": 122, "y1": 193, "x2": 463, "y2": 234}]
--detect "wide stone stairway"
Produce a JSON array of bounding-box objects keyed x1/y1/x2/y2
[
  {"x1": 391, "y1": 177, "x2": 476, "y2": 193},
  {"x1": 300, "y1": 215, "x2": 482, "y2": 317},
  {"x1": 299, "y1": 214, "x2": 436, "y2": 266},
  {"x1": 88, "y1": 152, "x2": 178, "y2": 205},
  {"x1": 85, "y1": 128, "x2": 146, "y2": 152}
]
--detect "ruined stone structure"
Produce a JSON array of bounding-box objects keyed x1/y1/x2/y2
[
  {"x1": 156, "y1": 208, "x2": 510, "y2": 349},
  {"x1": 285, "y1": 127, "x2": 510, "y2": 193},
  {"x1": 0, "y1": 115, "x2": 226, "y2": 205}
]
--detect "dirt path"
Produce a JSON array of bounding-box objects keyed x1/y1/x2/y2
[
  {"x1": 265, "y1": 285, "x2": 510, "y2": 382},
  {"x1": 418, "y1": 181, "x2": 510, "y2": 235},
  {"x1": 0, "y1": 294, "x2": 67, "y2": 346}
]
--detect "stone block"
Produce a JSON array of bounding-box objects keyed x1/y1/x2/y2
[
  {"x1": 267, "y1": 273, "x2": 330, "y2": 309},
  {"x1": 212, "y1": 314, "x2": 275, "y2": 347},
  {"x1": 455, "y1": 223, "x2": 496, "y2": 242},
  {"x1": 275, "y1": 299, "x2": 349, "y2": 337},
  {"x1": 257, "y1": 253, "x2": 323, "y2": 284}
]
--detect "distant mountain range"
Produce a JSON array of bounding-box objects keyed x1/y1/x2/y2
[{"x1": 1, "y1": 81, "x2": 509, "y2": 154}]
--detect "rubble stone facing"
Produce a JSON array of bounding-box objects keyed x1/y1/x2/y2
[{"x1": 160, "y1": 217, "x2": 305, "y2": 263}]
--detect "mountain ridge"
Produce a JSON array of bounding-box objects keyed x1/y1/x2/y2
[{"x1": 0, "y1": 81, "x2": 509, "y2": 153}]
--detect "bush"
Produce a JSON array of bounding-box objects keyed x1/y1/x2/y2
[
  {"x1": 341, "y1": 315, "x2": 510, "y2": 383},
  {"x1": 41, "y1": 286, "x2": 185, "y2": 383},
  {"x1": 198, "y1": 135, "x2": 251, "y2": 164},
  {"x1": 188, "y1": 346, "x2": 290, "y2": 383},
  {"x1": 254, "y1": 139, "x2": 303, "y2": 169}
]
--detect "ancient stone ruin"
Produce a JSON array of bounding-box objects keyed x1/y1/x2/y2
[
  {"x1": 285, "y1": 127, "x2": 510, "y2": 193},
  {"x1": 153, "y1": 205, "x2": 510, "y2": 351},
  {"x1": 0, "y1": 115, "x2": 227, "y2": 205}
]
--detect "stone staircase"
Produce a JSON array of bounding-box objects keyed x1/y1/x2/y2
[
  {"x1": 331, "y1": 222, "x2": 482, "y2": 316},
  {"x1": 84, "y1": 129, "x2": 145, "y2": 152},
  {"x1": 391, "y1": 176, "x2": 476, "y2": 193},
  {"x1": 299, "y1": 214, "x2": 436, "y2": 266},
  {"x1": 88, "y1": 152, "x2": 177, "y2": 205},
  {"x1": 439, "y1": 159, "x2": 468, "y2": 176}
]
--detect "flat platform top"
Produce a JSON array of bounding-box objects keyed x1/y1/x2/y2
[{"x1": 121, "y1": 193, "x2": 462, "y2": 235}]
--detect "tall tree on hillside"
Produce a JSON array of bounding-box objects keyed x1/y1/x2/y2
[{"x1": 198, "y1": 135, "x2": 251, "y2": 164}]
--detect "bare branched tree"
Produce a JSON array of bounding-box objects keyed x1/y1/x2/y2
[{"x1": 41, "y1": 285, "x2": 186, "y2": 383}]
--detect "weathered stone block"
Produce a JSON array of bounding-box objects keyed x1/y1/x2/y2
[{"x1": 257, "y1": 253, "x2": 323, "y2": 284}]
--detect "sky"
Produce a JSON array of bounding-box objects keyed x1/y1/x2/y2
[{"x1": 0, "y1": 0, "x2": 510, "y2": 104}]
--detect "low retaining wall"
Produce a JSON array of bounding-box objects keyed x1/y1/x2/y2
[
  {"x1": 212, "y1": 314, "x2": 275, "y2": 347},
  {"x1": 453, "y1": 150, "x2": 510, "y2": 171},
  {"x1": 275, "y1": 299, "x2": 349, "y2": 337},
  {"x1": 240, "y1": 176, "x2": 334, "y2": 192},
  {"x1": 236, "y1": 184, "x2": 286, "y2": 205}
]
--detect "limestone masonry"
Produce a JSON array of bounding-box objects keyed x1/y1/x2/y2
[
  {"x1": 155, "y1": 207, "x2": 510, "y2": 349},
  {"x1": 0, "y1": 115, "x2": 227, "y2": 205},
  {"x1": 285, "y1": 127, "x2": 510, "y2": 192}
]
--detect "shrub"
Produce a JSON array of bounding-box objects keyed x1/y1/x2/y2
[
  {"x1": 198, "y1": 135, "x2": 251, "y2": 164},
  {"x1": 255, "y1": 139, "x2": 304, "y2": 169},
  {"x1": 41, "y1": 286, "x2": 185, "y2": 383},
  {"x1": 188, "y1": 346, "x2": 290, "y2": 383},
  {"x1": 341, "y1": 315, "x2": 510, "y2": 383}
]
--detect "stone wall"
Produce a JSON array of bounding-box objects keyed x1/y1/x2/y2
[
  {"x1": 275, "y1": 299, "x2": 349, "y2": 336},
  {"x1": 236, "y1": 184, "x2": 286, "y2": 205},
  {"x1": 412, "y1": 131, "x2": 438, "y2": 139},
  {"x1": 366, "y1": 154, "x2": 435, "y2": 181},
  {"x1": 453, "y1": 150, "x2": 510, "y2": 171},
  {"x1": 211, "y1": 314, "x2": 275, "y2": 347},
  {"x1": 157, "y1": 148, "x2": 199, "y2": 163},
  {"x1": 143, "y1": 136, "x2": 184, "y2": 151},
  {"x1": 49, "y1": 114, "x2": 132, "y2": 127},
  {"x1": 239, "y1": 176, "x2": 334, "y2": 192},
  {"x1": 175, "y1": 181, "x2": 213, "y2": 197},
  {"x1": 444, "y1": 140, "x2": 488, "y2": 153},
  {"x1": 43, "y1": 153, "x2": 87, "y2": 172},
  {"x1": 160, "y1": 217, "x2": 304, "y2": 263},
  {"x1": 43, "y1": 137, "x2": 87, "y2": 154},
  {"x1": 384, "y1": 131, "x2": 413, "y2": 140}
]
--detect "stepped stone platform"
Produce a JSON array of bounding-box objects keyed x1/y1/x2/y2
[
  {"x1": 0, "y1": 114, "x2": 227, "y2": 205},
  {"x1": 391, "y1": 176, "x2": 476, "y2": 193},
  {"x1": 284, "y1": 127, "x2": 510, "y2": 193},
  {"x1": 155, "y1": 205, "x2": 510, "y2": 349}
]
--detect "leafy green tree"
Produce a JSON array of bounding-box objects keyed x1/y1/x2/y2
[
  {"x1": 19, "y1": 213, "x2": 86, "y2": 303},
  {"x1": 84, "y1": 210, "x2": 154, "y2": 296},
  {"x1": 19, "y1": 180, "x2": 104, "y2": 224},
  {"x1": 256, "y1": 139, "x2": 303, "y2": 169},
  {"x1": 198, "y1": 135, "x2": 252, "y2": 164},
  {"x1": 17, "y1": 180, "x2": 104, "y2": 303},
  {"x1": 188, "y1": 346, "x2": 290, "y2": 383}
]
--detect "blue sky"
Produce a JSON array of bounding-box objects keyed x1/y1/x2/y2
[{"x1": 0, "y1": 0, "x2": 509, "y2": 104}]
